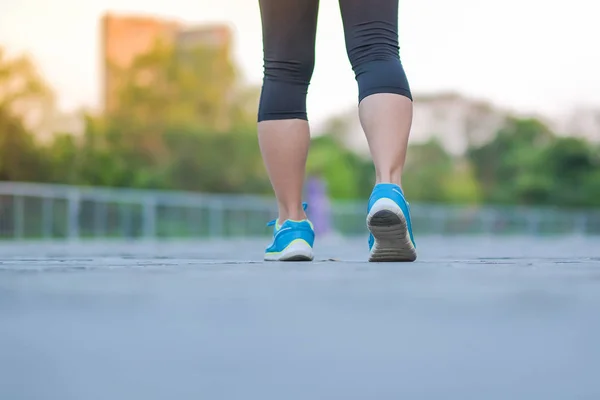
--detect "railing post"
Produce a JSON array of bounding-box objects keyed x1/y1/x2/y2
[
  {"x1": 482, "y1": 208, "x2": 495, "y2": 235},
  {"x1": 94, "y1": 201, "x2": 107, "y2": 238},
  {"x1": 42, "y1": 197, "x2": 53, "y2": 239},
  {"x1": 119, "y1": 202, "x2": 133, "y2": 239},
  {"x1": 143, "y1": 197, "x2": 156, "y2": 239},
  {"x1": 67, "y1": 189, "x2": 80, "y2": 241},
  {"x1": 576, "y1": 212, "x2": 587, "y2": 235},
  {"x1": 528, "y1": 210, "x2": 540, "y2": 236},
  {"x1": 14, "y1": 195, "x2": 23, "y2": 240},
  {"x1": 209, "y1": 200, "x2": 224, "y2": 238}
]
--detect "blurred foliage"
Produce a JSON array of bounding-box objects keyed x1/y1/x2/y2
[
  {"x1": 0, "y1": 44, "x2": 599, "y2": 208},
  {"x1": 306, "y1": 134, "x2": 374, "y2": 200},
  {"x1": 467, "y1": 118, "x2": 600, "y2": 207}
]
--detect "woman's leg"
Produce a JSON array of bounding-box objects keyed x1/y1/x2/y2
[
  {"x1": 339, "y1": 0, "x2": 412, "y2": 187},
  {"x1": 339, "y1": 0, "x2": 417, "y2": 261},
  {"x1": 258, "y1": 0, "x2": 320, "y2": 225},
  {"x1": 258, "y1": 0, "x2": 320, "y2": 261}
]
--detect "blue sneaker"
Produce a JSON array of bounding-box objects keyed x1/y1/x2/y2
[
  {"x1": 367, "y1": 183, "x2": 417, "y2": 262},
  {"x1": 264, "y1": 203, "x2": 315, "y2": 261}
]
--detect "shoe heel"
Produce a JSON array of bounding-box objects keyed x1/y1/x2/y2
[{"x1": 367, "y1": 200, "x2": 416, "y2": 262}]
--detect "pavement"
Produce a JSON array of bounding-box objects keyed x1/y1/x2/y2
[{"x1": 1, "y1": 236, "x2": 599, "y2": 400}]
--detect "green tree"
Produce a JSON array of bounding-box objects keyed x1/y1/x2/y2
[
  {"x1": 70, "y1": 40, "x2": 265, "y2": 193},
  {"x1": 306, "y1": 134, "x2": 374, "y2": 200},
  {"x1": 0, "y1": 47, "x2": 53, "y2": 181},
  {"x1": 162, "y1": 127, "x2": 270, "y2": 193},
  {"x1": 109, "y1": 40, "x2": 253, "y2": 131},
  {"x1": 44, "y1": 132, "x2": 79, "y2": 184},
  {"x1": 538, "y1": 137, "x2": 600, "y2": 207},
  {"x1": 467, "y1": 117, "x2": 555, "y2": 204},
  {"x1": 0, "y1": 47, "x2": 53, "y2": 118},
  {"x1": 442, "y1": 159, "x2": 483, "y2": 204},
  {"x1": 0, "y1": 108, "x2": 50, "y2": 181},
  {"x1": 403, "y1": 138, "x2": 453, "y2": 202},
  {"x1": 467, "y1": 116, "x2": 600, "y2": 207}
]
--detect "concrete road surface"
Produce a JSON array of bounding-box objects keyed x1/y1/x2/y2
[{"x1": 1, "y1": 236, "x2": 599, "y2": 400}]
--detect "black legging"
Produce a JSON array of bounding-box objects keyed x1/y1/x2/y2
[{"x1": 257, "y1": 0, "x2": 412, "y2": 122}]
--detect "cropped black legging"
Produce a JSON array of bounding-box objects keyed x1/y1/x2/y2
[{"x1": 257, "y1": 0, "x2": 412, "y2": 122}]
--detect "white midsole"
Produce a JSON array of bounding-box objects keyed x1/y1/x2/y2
[
  {"x1": 367, "y1": 198, "x2": 403, "y2": 222},
  {"x1": 264, "y1": 239, "x2": 314, "y2": 261}
]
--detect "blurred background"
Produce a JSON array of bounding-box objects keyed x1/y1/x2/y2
[{"x1": 0, "y1": 0, "x2": 599, "y2": 241}]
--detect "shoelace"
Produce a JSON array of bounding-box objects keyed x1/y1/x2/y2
[{"x1": 267, "y1": 203, "x2": 308, "y2": 227}]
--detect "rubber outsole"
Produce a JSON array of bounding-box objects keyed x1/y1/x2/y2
[{"x1": 368, "y1": 209, "x2": 417, "y2": 262}]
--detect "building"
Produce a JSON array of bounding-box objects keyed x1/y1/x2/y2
[
  {"x1": 560, "y1": 108, "x2": 600, "y2": 143},
  {"x1": 331, "y1": 93, "x2": 509, "y2": 157},
  {"x1": 409, "y1": 93, "x2": 509, "y2": 154},
  {"x1": 176, "y1": 24, "x2": 232, "y2": 51},
  {"x1": 101, "y1": 13, "x2": 180, "y2": 113},
  {"x1": 100, "y1": 13, "x2": 232, "y2": 113}
]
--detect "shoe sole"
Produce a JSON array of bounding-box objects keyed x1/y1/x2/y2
[
  {"x1": 264, "y1": 239, "x2": 314, "y2": 262},
  {"x1": 367, "y1": 199, "x2": 417, "y2": 262}
]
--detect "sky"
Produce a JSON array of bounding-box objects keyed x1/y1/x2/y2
[{"x1": 1, "y1": 0, "x2": 599, "y2": 126}]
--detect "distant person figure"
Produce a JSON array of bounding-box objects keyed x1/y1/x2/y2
[
  {"x1": 260, "y1": 0, "x2": 416, "y2": 262},
  {"x1": 305, "y1": 175, "x2": 332, "y2": 237}
]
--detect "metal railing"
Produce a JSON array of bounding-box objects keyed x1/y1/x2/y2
[{"x1": 0, "y1": 182, "x2": 599, "y2": 240}]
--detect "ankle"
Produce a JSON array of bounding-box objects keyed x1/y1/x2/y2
[
  {"x1": 278, "y1": 204, "x2": 307, "y2": 224},
  {"x1": 375, "y1": 171, "x2": 402, "y2": 188}
]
